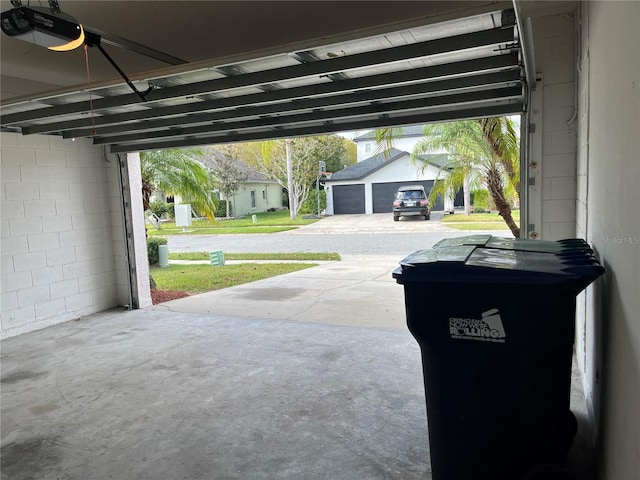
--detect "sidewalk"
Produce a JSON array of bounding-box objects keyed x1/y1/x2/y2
[{"x1": 169, "y1": 259, "x2": 336, "y2": 265}]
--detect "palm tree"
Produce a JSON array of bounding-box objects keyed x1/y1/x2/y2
[
  {"x1": 414, "y1": 119, "x2": 520, "y2": 237},
  {"x1": 479, "y1": 117, "x2": 520, "y2": 200},
  {"x1": 140, "y1": 148, "x2": 218, "y2": 222},
  {"x1": 412, "y1": 141, "x2": 483, "y2": 217}
]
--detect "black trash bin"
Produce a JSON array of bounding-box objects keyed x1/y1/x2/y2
[{"x1": 393, "y1": 236, "x2": 604, "y2": 480}]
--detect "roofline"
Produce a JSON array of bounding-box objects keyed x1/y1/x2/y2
[{"x1": 323, "y1": 149, "x2": 408, "y2": 182}]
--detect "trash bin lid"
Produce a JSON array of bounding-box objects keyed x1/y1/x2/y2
[
  {"x1": 394, "y1": 239, "x2": 604, "y2": 290},
  {"x1": 433, "y1": 235, "x2": 592, "y2": 254}
]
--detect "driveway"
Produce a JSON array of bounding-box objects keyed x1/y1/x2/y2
[{"x1": 156, "y1": 213, "x2": 511, "y2": 329}]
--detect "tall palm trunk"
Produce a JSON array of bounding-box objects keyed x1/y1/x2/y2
[
  {"x1": 142, "y1": 179, "x2": 154, "y2": 211},
  {"x1": 485, "y1": 166, "x2": 520, "y2": 238}
]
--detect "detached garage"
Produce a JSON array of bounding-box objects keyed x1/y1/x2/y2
[{"x1": 325, "y1": 148, "x2": 449, "y2": 215}]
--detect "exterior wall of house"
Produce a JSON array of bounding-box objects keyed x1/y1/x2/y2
[
  {"x1": 325, "y1": 154, "x2": 440, "y2": 214},
  {"x1": 528, "y1": 12, "x2": 578, "y2": 241},
  {"x1": 575, "y1": 2, "x2": 640, "y2": 478},
  {"x1": 223, "y1": 182, "x2": 283, "y2": 217},
  {"x1": 356, "y1": 135, "x2": 423, "y2": 162},
  {"x1": 0, "y1": 133, "x2": 131, "y2": 338}
]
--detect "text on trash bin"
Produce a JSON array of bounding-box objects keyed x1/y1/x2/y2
[{"x1": 449, "y1": 309, "x2": 506, "y2": 343}]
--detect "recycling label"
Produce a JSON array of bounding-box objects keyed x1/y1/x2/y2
[{"x1": 449, "y1": 309, "x2": 506, "y2": 343}]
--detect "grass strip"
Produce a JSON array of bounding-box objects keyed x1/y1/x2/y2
[
  {"x1": 150, "y1": 263, "x2": 317, "y2": 294},
  {"x1": 146, "y1": 210, "x2": 318, "y2": 235},
  {"x1": 169, "y1": 252, "x2": 341, "y2": 261},
  {"x1": 147, "y1": 226, "x2": 298, "y2": 235},
  {"x1": 443, "y1": 222, "x2": 512, "y2": 230},
  {"x1": 441, "y1": 212, "x2": 520, "y2": 223}
]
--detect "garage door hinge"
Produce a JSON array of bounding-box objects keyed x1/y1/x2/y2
[
  {"x1": 528, "y1": 178, "x2": 536, "y2": 186},
  {"x1": 528, "y1": 123, "x2": 536, "y2": 133}
]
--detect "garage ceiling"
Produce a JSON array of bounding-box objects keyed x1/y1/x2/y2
[{"x1": 0, "y1": 2, "x2": 526, "y2": 153}]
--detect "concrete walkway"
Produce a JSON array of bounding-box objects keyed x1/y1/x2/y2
[{"x1": 152, "y1": 255, "x2": 406, "y2": 331}]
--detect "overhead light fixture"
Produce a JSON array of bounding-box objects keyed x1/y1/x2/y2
[
  {"x1": 1, "y1": 3, "x2": 85, "y2": 51},
  {"x1": 1, "y1": 0, "x2": 153, "y2": 102}
]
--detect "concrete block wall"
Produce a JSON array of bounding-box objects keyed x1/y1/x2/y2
[
  {"x1": 1, "y1": 132, "x2": 128, "y2": 338},
  {"x1": 532, "y1": 13, "x2": 578, "y2": 240}
]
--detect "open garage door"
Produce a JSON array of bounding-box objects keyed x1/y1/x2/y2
[
  {"x1": 1, "y1": 8, "x2": 526, "y2": 152},
  {"x1": 333, "y1": 185, "x2": 365, "y2": 214}
]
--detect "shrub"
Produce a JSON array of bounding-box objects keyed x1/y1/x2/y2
[
  {"x1": 217, "y1": 200, "x2": 232, "y2": 217},
  {"x1": 473, "y1": 206, "x2": 486, "y2": 213},
  {"x1": 147, "y1": 237, "x2": 167, "y2": 265},
  {"x1": 299, "y1": 190, "x2": 326, "y2": 215},
  {"x1": 148, "y1": 200, "x2": 171, "y2": 219}
]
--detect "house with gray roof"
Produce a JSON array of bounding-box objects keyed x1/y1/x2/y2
[
  {"x1": 202, "y1": 154, "x2": 284, "y2": 217},
  {"x1": 323, "y1": 148, "x2": 459, "y2": 215},
  {"x1": 353, "y1": 125, "x2": 430, "y2": 162}
]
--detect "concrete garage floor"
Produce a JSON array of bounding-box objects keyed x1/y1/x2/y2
[
  {"x1": 2, "y1": 309, "x2": 430, "y2": 480},
  {"x1": 1, "y1": 247, "x2": 595, "y2": 479}
]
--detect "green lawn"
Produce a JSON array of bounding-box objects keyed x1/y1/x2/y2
[
  {"x1": 150, "y1": 263, "x2": 317, "y2": 294},
  {"x1": 169, "y1": 252, "x2": 341, "y2": 261},
  {"x1": 442, "y1": 211, "x2": 520, "y2": 230},
  {"x1": 146, "y1": 210, "x2": 318, "y2": 235}
]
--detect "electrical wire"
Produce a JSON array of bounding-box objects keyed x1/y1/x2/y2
[{"x1": 83, "y1": 43, "x2": 97, "y2": 136}]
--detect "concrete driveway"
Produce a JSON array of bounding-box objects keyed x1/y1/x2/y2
[{"x1": 289, "y1": 212, "x2": 454, "y2": 234}]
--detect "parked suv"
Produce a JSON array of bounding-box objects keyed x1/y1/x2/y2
[{"x1": 393, "y1": 185, "x2": 430, "y2": 221}]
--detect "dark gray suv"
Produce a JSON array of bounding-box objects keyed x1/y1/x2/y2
[{"x1": 393, "y1": 185, "x2": 430, "y2": 221}]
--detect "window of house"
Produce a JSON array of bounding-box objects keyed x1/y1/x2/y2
[
  {"x1": 364, "y1": 142, "x2": 373, "y2": 154},
  {"x1": 250, "y1": 190, "x2": 257, "y2": 209}
]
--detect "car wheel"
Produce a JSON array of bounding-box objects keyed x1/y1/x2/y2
[
  {"x1": 425, "y1": 214, "x2": 430, "y2": 220},
  {"x1": 393, "y1": 215, "x2": 399, "y2": 221}
]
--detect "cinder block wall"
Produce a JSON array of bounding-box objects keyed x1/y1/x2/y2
[
  {"x1": 532, "y1": 12, "x2": 579, "y2": 240},
  {"x1": 1, "y1": 133, "x2": 128, "y2": 337}
]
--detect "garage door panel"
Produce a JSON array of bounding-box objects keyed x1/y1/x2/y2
[
  {"x1": 333, "y1": 185, "x2": 365, "y2": 214},
  {"x1": 373, "y1": 181, "x2": 447, "y2": 212}
]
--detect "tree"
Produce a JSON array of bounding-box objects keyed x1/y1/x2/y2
[
  {"x1": 411, "y1": 118, "x2": 521, "y2": 237},
  {"x1": 324, "y1": 137, "x2": 357, "y2": 173},
  {"x1": 241, "y1": 135, "x2": 345, "y2": 218},
  {"x1": 140, "y1": 148, "x2": 218, "y2": 222},
  {"x1": 203, "y1": 145, "x2": 249, "y2": 218},
  {"x1": 412, "y1": 125, "x2": 484, "y2": 216}
]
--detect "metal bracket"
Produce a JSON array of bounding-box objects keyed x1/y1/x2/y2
[{"x1": 502, "y1": 9, "x2": 516, "y2": 27}]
